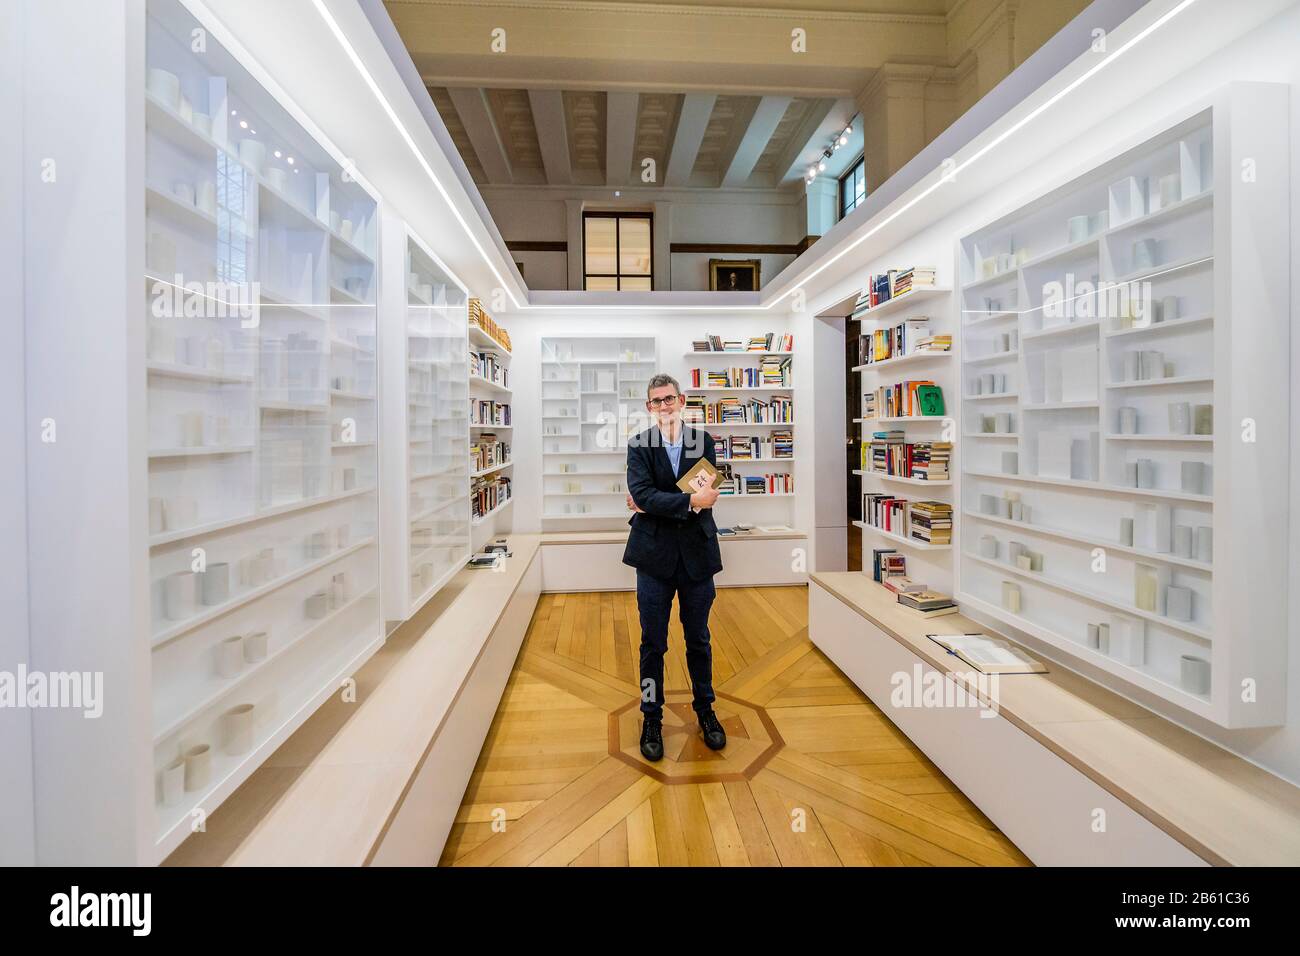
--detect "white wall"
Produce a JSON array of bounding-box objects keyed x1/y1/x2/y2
[
  {"x1": 1, "y1": 0, "x2": 35, "y2": 866},
  {"x1": 799, "y1": 2, "x2": 1300, "y2": 784}
]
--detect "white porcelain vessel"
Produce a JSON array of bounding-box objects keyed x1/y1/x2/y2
[{"x1": 183, "y1": 744, "x2": 211, "y2": 791}]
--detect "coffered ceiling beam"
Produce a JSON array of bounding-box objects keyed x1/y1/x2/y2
[
  {"x1": 663, "y1": 93, "x2": 716, "y2": 188},
  {"x1": 527, "y1": 89, "x2": 571, "y2": 185},
  {"x1": 721, "y1": 95, "x2": 792, "y2": 188},
  {"x1": 446, "y1": 86, "x2": 513, "y2": 184},
  {"x1": 605, "y1": 91, "x2": 639, "y2": 187}
]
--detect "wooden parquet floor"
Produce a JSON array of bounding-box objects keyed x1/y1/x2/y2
[{"x1": 439, "y1": 586, "x2": 1030, "y2": 867}]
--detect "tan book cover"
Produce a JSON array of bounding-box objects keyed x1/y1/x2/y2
[
  {"x1": 926, "y1": 633, "x2": 1048, "y2": 675},
  {"x1": 676, "y1": 458, "x2": 723, "y2": 493}
]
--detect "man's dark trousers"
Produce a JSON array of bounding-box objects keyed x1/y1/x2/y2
[{"x1": 637, "y1": 559, "x2": 716, "y2": 718}]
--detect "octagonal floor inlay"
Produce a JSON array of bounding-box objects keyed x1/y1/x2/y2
[{"x1": 609, "y1": 690, "x2": 784, "y2": 784}]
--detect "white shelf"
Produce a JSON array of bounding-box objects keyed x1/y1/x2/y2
[
  {"x1": 467, "y1": 374, "x2": 510, "y2": 394},
  {"x1": 471, "y1": 461, "x2": 513, "y2": 478},
  {"x1": 1103, "y1": 312, "x2": 1213, "y2": 340},
  {"x1": 147, "y1": 362, "x2": 253, "y2": 385},
  {"x1": 963, "y1": 552, "x2": 1211, "y2": 641},
  {"x1": 1022, "y1": 400, "x2": 1099, "y2": 411},
  {"x1": 469, "y1": 324, "x2": 511, "y2": 355},
  {"x1": 964, "y1": 432, "x2": 1020, "y2": 440},
  {"x1": 1105, "y1": 375, "x2": 1212, "y2": 390},
  {"x1": 1103, "y1": 433, "x2": 1213, "y2": 443},
  {"x1": 472, "y1": 496, "x2": 513, "y2": 526},
  {"x1": 962, "y1": 310, "x2": 1019, "y2": 327},
  {"x1": 963, "y1": 469, "x2": 1212, "y2": 503},
  {"x1": 858, "y1": 417, "x2": 945, "y2": 425},
  {"x1": 146, "y1": 184, "x2": 218, "y2": 231},
  {"x1": 151, "y1": 537, "x2": 377, "y2": 649},
  {"x1": 964, "y1": 350, "x2": 1020, "y2": 366},
  {"x1": 852, "y1": 520, "x2": 951, "y2": 551},
  {"x1": 470, "y1": 422, "x2": 512, "y2": 430},
  {"x1": 851, "y1": 286, "x2": 951, "y2": 322},
  {"x1": 963, "y1": 391, "x2": 1019, "y2": 402},
  {"x1": 148, "y1": 444, "x2": 254, "y2": 459},
  {"x1": 682, "y1": 386, "x2": 792, "y2": 393},
  {"x1": 148, "y1": 486, "x2": 375, "y2": 549},
  {"x1": 963, "y1": 511, "x2": 1212, "y2": 573},
  {"x1": 1020, "y1": 319, "x2": 1101, "y2": 341},
  {"x1": 684, "y1": 350, "x2": 793, "y2": 358},
  {"x1": 718, "y1": 457, "x2": 795, "y2": 465},
  {"x1": 853, "y1": 471, "x2": 952, "y2": 487},
  {"x1": 852, "y1": 350, "x2": 952, "y2": 372},
  {"x1": 685, "y1": 420, "x2": 795, "y2": 428}
]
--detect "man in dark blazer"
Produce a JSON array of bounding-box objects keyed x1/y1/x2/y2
[{"x1": 623, "y1": 373, "x2": 724, "y2": 762}]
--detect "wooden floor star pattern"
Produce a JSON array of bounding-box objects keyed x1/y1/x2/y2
[{"x1": 439, "y1": 586, "x2": 1031, "y2": 867}]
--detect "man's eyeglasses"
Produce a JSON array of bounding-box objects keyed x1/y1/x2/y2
[{"x1": 647, "y1": 395, "x2": 679, "y2": 408}]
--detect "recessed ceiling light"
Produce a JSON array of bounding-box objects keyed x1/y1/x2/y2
[
  {"x1": 239, "y1": 120, "x2": 248, "y2": 129},
  {"x1": 818, "y1": 160, "x2": 826, "y2": 172},
  {"x1": 839, "y1": 134, "x2": 848, "y2": 146},
  {"x1": 287, "y1": 157, "x2": 295, "y2": 165},
  {"x1": 231, "y1": 109, "x2": 237, "y2": 116},
  {"x1": 274, "y1": 150, "x2": 282, "y2": 158}
]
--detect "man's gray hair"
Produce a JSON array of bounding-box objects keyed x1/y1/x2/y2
[{"x1": 646, "y1": 372, "x2": 681, "y2": 399}]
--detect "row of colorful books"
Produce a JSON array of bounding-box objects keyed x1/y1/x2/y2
[
  {"x1": 718, "y1": 472, "x2": 793, "y2": 495},
  {"x1": 857, "y1": 320, "x2": 951, "y2": 365},
  {"x1": 688, "y1": 356, "x2": 791, "y2": 388},
  {"x1": 853, "y1": 266, "x2": 937, "y2": 314},
  {"x1": 690, "y1": 333, "x2": 793, "y2": 353},
  {"x1": 683, "y1": 395, "x2": 794, "y2": 424},
  {"x1": 712, "y1": 432, "x2": 794, "y2": 460},
  {"x1": 862, "y1": 380, "x2": 944, "y2": 419},
  {"x1": 468, "y1": 298, "x2": 511, "y2": 352},
  {"x1": 471, "y1": 400, "x2": 511, "y2": 427},
  {"x1": 470, "y1": 435, "x2": 510, "y2": 470},
  {"x1": 470, "y1": 349, "x2": 509, "y2": 387},
  {"x1": 862, "y1": 494, "x2": 953, "y2": 544},
  {"x1": 471, "y1": 474, "x2": 511, "y2": 519},
  {"x1": 861, "y1": 434, "x2": 952, "y2": 481}
]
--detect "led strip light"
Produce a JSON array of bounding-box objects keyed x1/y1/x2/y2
[{"x1": 312, "y1": 0, "x2": 1200, "y2": 313}]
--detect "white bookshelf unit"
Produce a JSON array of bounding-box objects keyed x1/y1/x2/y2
[
  {"x1": 851, "y1": 276, "x2": 956, "y2": 587},
  {"x1": 957, "y1": 89, "x2": 1289, "y2": 728},
  {"x1": 683, "y1": 339, "x2": 797, "y2": 528},
  {"x1": 540, "y1": 335, "x2": 656, "y2": 525},
  {"x1": 403, "y1": 234, "x2": 471, "y2": 615},
  {"x1": 143, "y1": 0, "x2": 384, "y2": 860},
  {"x1": 468, "y1": 305, "x2": 513, "y2": 542}
]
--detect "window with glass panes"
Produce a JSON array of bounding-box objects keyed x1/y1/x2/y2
[
  {"x1": 840, "y1": 157, "x2": 866, "y2": 219},
  {"x1": 583, "y1": 212, "x2": 652, "y2": 290}
]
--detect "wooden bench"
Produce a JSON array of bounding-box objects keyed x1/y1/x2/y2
[{"x1": 809, "y1": 571, "x2": 1300, "y2": 866}]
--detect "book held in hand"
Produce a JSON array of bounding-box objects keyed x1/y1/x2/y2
[{"x1": 676, "y1": 457, "x2": 724, "y2": 493}]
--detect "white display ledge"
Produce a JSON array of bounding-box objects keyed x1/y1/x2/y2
[
  {"x1": 469, "y1": 324, "x2": 511, "y2": 355},
  {"x1": 149, "y1": 486, "x2": 375, "y2": 549},
  {"x1": 148, "y1": 445, "x2": 254, "y2": 459},
  {"x1": 856, "y1": 417, "x2": 944, "y2": 425},
  {"x1": 851, "y1": 286, "x2": 952, "y2": 322},
  {"x1": 331, "y1": 389, "x2": 376, "y2": 402},
  {"x1": 1111, "y1": 252, "x2": 1214, "y2": 286},
  {"x1": 1022, "y1": 400, "x2": 1099, "y2": 411},
  {"x1": 330, "y1": 285, "x2": 367, "y2": 306},
  {"x1": 151, "y1": 537, "x2": 377, "y2": 648},
  {"x1": 718, "y1": 457, "x2": 795, "y2": 465},
  {"x1": 410, "y1": 497, "x2": 465, "y2": 523},
  {"x1": 683, "y1": 350, "x2": 793, "y2": 358},
  {"x1": 154, "y1": 593, "x2": 382, "y2": 858},
  {"x1": 1103, "y1": 313, "x2": 1212, "y2": 340},
  {"x1": 1105, "y1": 375, "x2": 1213, "y2": 390},
  {"x1": 964, "y1": 432, "x2": 1020, "y2": 439},
  {"x1": 152, "y1": 583, "x2": 378, "y2": 740},
  {"x1": 965, "y1": 350, "x2": 1020, "y2": 366},
  {"x1": 467, "y1": 374, "x2": 510, "y2": 394},
  {"x1": 853, "y1": 471, "x2": 951, "y2": 486},
  {"x1": 1020, "y1": 319, "x2": 1101, "y2": 342},
  {"x1": 146, "y1": 362, "x2": 252, "y2": 385},
  {"x1": 962, "y1": 310, "x2": 1018, "y2": 327},
  {"x1": 1103, "y1": 433, "x2": 1213, "y2": 443},
  {"x1": 472, "y1": 497, "x2": 513, "y2": 526},
  {"x1": 963, "y1": 510, "x2": 1211, "y2": 573},
  {"x1": 852, "y1": 350, "x2": 952, "y2": 372},
  {"x1": 853, "y1": 519, "x2": 951, "y2": 551},
  {"x1": 963, "y1": 469, "x2": 1213, "y2": 504},
  {"x1": 471, "y1": 461, "x2": 513, "y2": 478},
  {"x1": 964, "y1": 391, "x2": 1019, "y2": 402},
  {"x1": 682, "y1": 386, "x2": 792, "y2": 393},
  {"x1": 146, "y1": 184, "x2": 218, "y2": 231},
  {"x1": 692, "y1": 420, "x2": 795, "y2": 428},
  {"x1": 963, "y1": 551, "x2": 1212, "y2": 641}
]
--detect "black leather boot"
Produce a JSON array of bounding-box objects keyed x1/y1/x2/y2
[
  {"x1": 698, "y1": 708, "x2": 726, "y2": 751},
  {"x1": 640, "y1": 715, "x2": 664, "y2": 761}
]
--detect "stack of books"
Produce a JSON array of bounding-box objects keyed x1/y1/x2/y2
[
  {"x1": 705, "y1": 396, "x2": 793, "y2": 424},
  {"x1": 772, "y1": 430, "x2": 793, "y2": 459},
  {"x1": 720, "y1": 474, "x2": 793, "y2": 495},
  {"x1": 689, "y1": 363, "x2": 791, "y2": 389},
  {"x1": 691, "y1": 333, "x2": 793, "y2": 352},
  {"x1": 759, "y1": 355, "x2": 792, "y2": 386},
  {"x1": 897, "y1": 590, "x2": 958, "y2": 618},
  {"x1": 911, "y1": 442, "x2": 951, "y2": 481},
  {"x1": 470, "y1": 349, "x2": 509, "y2": 387},
  {"x1": 858, "y1": 319, "x2": 932, "y2": 365},
  {"x1": 909, "y1": 500, "x2": 953, "y2": 545},
  {"x1": 852, "y1": 266, "x2": 938, "y2": 314}
]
